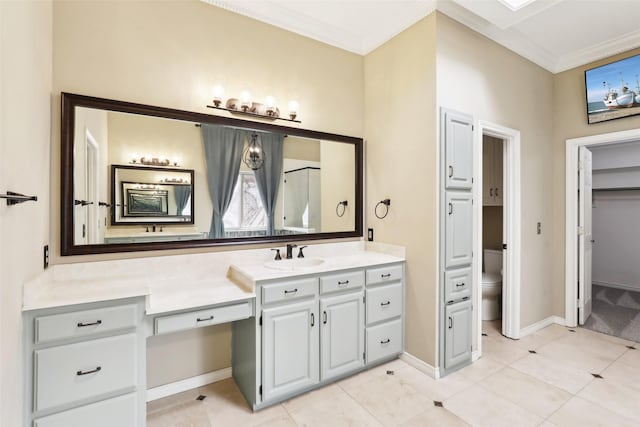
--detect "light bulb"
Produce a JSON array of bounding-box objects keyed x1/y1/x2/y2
[
  {"x1": 240, "y1": 91, "x2": 251, "y2": 106},
  {"x1": 212, "y1": 85, "x2": 225, "y2": 106},
  {"x1": 288, "y1": 100, "x2": 299, "y2": 114}
]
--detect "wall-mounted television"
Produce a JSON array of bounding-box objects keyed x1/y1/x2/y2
[{"x1": 585, "y1": 53, "x2": 640, "y2": 124}]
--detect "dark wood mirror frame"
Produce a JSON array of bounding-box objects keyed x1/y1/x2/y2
[{"x1": 61, "y1": 92, "x2": 363, "y2": 256}]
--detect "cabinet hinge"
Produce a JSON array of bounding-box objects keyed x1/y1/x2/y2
[
  {"x1": 259, "y1": 385, "x2": 262, "y2": 396},
  {"x1": 259, "y1": 316, "x2": 262, "y2": 326},
  {"x1": 363, "y1": 295, "x2": 365, "y2": 304}
]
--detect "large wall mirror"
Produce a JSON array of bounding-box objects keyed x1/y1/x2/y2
[{"x1": 61, "y1": 93, "x2": 363, "y2": 255}]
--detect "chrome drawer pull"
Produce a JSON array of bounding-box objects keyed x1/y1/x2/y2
[
  {"x1": 381, "y1": 273, "x2": 391, "y2": 278},
  {"x1": 77, "y1": 366, "x2": 101, "y2": 376},
  {"x1": 196, "y1": 316, "x2": 214, "y2": 322},
  {"x1": 338, "y1": 280, "x2": 349, "y2": 286},
  {"x1": 380, "y1": 301, "x2": 391, "y2": 307},
  {"x1": 323, "y1": 311, "x2": 328, "y2": 324},
  {"x1": 77, "y1": 320, "x2": 102, "y2": 327},
  {"x1": 380, "y1": 338, "x2": 391, "y2": 344},
  {"x1": 284, "y1": 288, "x2": 298, "y2": 294},
  {"x1": 456, "y1": 283, "x2": 465, "y2": 288}
]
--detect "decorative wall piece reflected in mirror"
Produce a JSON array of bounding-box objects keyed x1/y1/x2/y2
[
  {"x1": 111, "y1": 165, "x2": 194, "y2": 224},
  {"x1": 61, "y1": 93, "x2": 363, "y2": 255}
]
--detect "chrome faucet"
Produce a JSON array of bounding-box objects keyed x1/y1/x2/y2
[{"x1": 286, "y1": 244, "x2": 297, "y2": 259}]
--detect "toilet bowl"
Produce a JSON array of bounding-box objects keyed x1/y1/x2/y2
[{"x1": 482, "y1": 249, "x2": 503, "y2": 321}]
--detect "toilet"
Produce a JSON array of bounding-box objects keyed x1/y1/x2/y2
[{"x1": 482, "y1": 249, "x2": 503, "y2": 321}]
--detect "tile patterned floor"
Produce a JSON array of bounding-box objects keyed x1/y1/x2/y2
[{"x1": 147, "y1": 321, "x2": 640, "y2": 426}]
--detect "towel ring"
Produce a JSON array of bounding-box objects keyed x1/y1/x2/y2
[
  {"x1": 374, "y1": 199, "x2": 391, "y2": 219},
  {"x1": 336, "y1": 200, "x2": 348, "y2": 217}
]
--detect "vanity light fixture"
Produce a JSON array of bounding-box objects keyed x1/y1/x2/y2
[
  {"x1": 130, "y1": 155, "x2": 178, "y2": 167},
  {"x1": 207, "y1": 86, "x2": 301, "y2": 123},
  {"x1": 160, "y1": 177, "x2": 189, "y2": 184},
  {"x1": 243, "y1": 133, "x2": 265, "y2": 171}
]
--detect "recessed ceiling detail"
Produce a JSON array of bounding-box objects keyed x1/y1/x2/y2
[{"x1": 202, "y1": 0, "x2": 640, "y2": 73}]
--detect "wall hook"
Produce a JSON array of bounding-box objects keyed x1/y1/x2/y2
[
  {"x1": 0, "y1": 191, "x2": 37, "y2": 206},
  {"x1": 374, "y1": 199, "x2": 391, "y2": 219},
  {"x1": 335, "y1": 200, "x2": 348, "y2": 217}
]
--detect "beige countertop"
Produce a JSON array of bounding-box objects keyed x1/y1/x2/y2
[{"x1": 22, "y1": 241, "x2": 404, "y2": 314}]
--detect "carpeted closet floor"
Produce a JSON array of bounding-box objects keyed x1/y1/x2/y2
[{"x1": 583, "y1": 284, "x2": 640, "y2": 343}]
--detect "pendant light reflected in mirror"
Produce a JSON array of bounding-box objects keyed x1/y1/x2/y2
[{"x1": 243, "y1": 133, "x2": 265, "y2": 171}]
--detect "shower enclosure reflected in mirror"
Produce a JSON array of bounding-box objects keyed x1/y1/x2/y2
[{"x1": 61, "y1": 93, "x2": 362, "y2": 255}]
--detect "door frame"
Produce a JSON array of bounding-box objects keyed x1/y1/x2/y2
[
  {"x1": 475, "y1": 121, "x2": 521, "y2": 355},
  {"x1": 564, "y1": 128, "x2": 640, "y2": 327}
]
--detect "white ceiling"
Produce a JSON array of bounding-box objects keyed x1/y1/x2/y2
[{"x1": 204, "y1": 0, "x2": 640, "y2": 74}]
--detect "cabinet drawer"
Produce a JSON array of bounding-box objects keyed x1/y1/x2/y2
[
  {"x1": 34, "y1": 393, "x2": 137, "y2": 427},
  {"x1": 366, "y1": 282, "x2": 402, "y2": 325},
  {"x1": 262, "y1": 277, "x2": 318, "y2": 305},
  {"x1": 35, "y1": 304, "x2": 138, "y2": 344},
  {"x1": 34, "y1": 334, "x2": 137, "y2": 412},
  {"x1": 366, "y1": 265, "x2": 403, "y2": 286},
  {"x1": 366, "y1": 319, "x2": 402, "y2": 365},
  {"x1": 154, "y1": 301, "x2": 253, "y2": 335},
  {"x1": 320, "y1": 270, "x2": 364, "y2": 295},
  {"x1": 444, "y1": 267, "x2": 472, "y2": 303}
]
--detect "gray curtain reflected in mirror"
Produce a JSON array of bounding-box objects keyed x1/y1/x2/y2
[
  {"x1": 252, "y1": 131, "x2": 284, "y2": 235},
  {"x1": 201, "y1": 124, "x2": 244, "y2": 238},
  {"x1": 173, "y1": 185, "x2": 191, "y2": 216}
]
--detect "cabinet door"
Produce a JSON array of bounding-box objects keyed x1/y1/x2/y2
[
  {"x1": 445, "y1": 191, "x2": 473, "y2": 268},
  {"x1": 482, "y1": 137, "x2": 494, "y2": 205},
  {"x1": 444, "y1": 110, "x2": 473, "y2": 190},
  {"x1": 320, "y1": 292, "x2": 364, "y2": 381},
  {"x1": 493, "y1": 139, "x2": 503, "y2": 205},
  {"x1": 262, "y1": 300, "x2": 319, "y2": 402},
  {"x1": 444, "y1": 299, "x2": 472, "y2": 370}
]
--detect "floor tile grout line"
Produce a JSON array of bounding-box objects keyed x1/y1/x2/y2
[{"x1": 336, "y1": 381, "x2": 390, "y2": 427}]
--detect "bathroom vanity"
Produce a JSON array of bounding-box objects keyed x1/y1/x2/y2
[{"x1": 21, "y1": 242, "x2": 404, "y2": 426}]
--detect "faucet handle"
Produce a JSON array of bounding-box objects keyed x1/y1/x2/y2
[
  {"x1": 297, "y1": 246, "x2": 308, "y2": 258},
  {"x1": 270, "y1": 248, "x2": 282, "y2": 260}
]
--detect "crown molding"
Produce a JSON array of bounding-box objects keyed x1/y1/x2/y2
[
  {"x1": 437, "y1": 0, "x2": 557, "y2": 72},
  {"x1": 202, "y1": 0, "x2": 363, "y2": 54},
  {"x1": 203, "y1": 0, "x2": 640, "y2": 74},
  {"x1": 554, "y1": 27, "x2": 640, "y2": 73}
]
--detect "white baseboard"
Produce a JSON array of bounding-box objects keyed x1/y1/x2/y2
[
  {"x1": 400, "y1": 352, "x2": 440, "y2": 379},
  {"x1": 593, "y1": 280, "x2": 640, "y2": 293},
  {"x1": 519, "y1": 315, "x2": 566, "y2": 338},
  {"x1": 146, "y1": 367, "x2": 232, "y2": 402},
  {"x1": 472, "y1": 350, "x2": 481, "y2": 361}
]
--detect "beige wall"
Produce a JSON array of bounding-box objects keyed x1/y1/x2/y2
[
  {"x1": 436, "y1": 13, "x2": 555, "y2": 330},
  {"x1": 483, "y1": 207, "x2": 503, "y2": 252},
  {"x1": 364, "y1": 14, "x2": 438, "y2": 365},
  {"x1": 52, "y1": 0, "x2": 363, "y2": 388},
  {"x1": 551, "y1": 47, "x2": 640, "y2": 317},
  {"x1": 0, "y1": 1, "x2": 52, "y2": 424}
]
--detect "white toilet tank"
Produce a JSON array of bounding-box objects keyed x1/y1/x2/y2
[{"x1": 483, "y1": 249, "x2": 503, "y2": 274}]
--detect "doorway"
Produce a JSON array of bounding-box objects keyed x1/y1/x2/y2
[
  {"x1": 565, "y1": 129, "x2": 640, "y2": 326},
  {"x1": 475, "y1": 121, "x2": 521, "y2": 358},
  {"x1": 565, "y1": 130, "x2": 640, "y2": 342}
]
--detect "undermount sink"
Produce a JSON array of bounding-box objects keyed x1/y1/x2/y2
[{"x1": 264, "y1": 257, "x2": 325, "y2": 271}]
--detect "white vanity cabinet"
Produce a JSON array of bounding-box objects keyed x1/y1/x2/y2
[
  {"x1": 365, "y1": 265, "x2": 404, "y2": 365},
  {"x1": 319, "y1": 271, "x2": 365, "y2": 381},
  {"x1": 23, "y1": 297, "x2": 146, "y2": 427},
  {"x1": 261, "y1": 280, "x2": 319, "y2": 402},
  {"x1": 232, "y1": 261, "x2": 404, "y2": 411}
]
